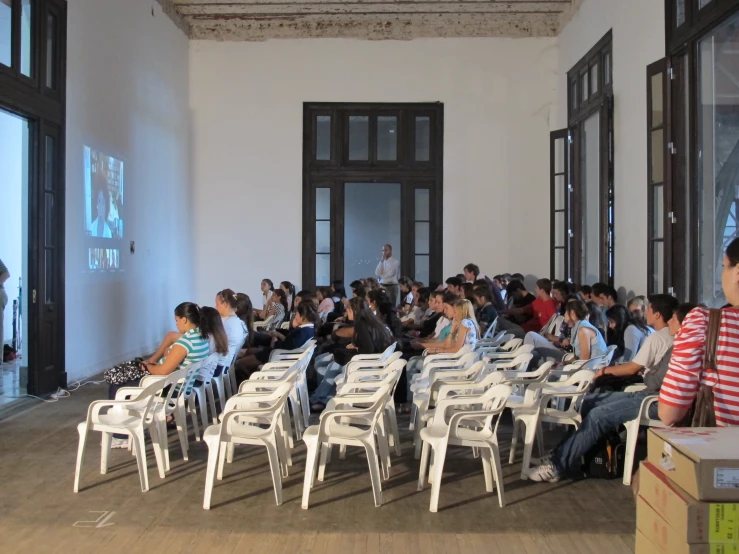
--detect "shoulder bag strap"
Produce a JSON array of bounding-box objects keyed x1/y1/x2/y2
[{"x1": 703, "y1": 308, "x2": 722, "y2": 371}]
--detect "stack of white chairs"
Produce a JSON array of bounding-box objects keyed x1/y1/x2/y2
[
  {"x1": 333, "y1": 342, "x2": 398, "y2": 388},
  {"x1": 203, "y1": 375, "x2": 297, "y2": 509},
  {"x1": 509, "y1": 368, "x2": 596, "y2": 478},
  {"x1": 417, "y1": 382, "x2": 513, "y2": 512},
  {"x1": 269, "y1": 339, "x2": 317, "y2": 435},
  {"x1": 74, "y1": 363, "x2": 200, "y2": 493},
  {"x1": 301, "y1": 381, "x2": 397, "y2": 509}
]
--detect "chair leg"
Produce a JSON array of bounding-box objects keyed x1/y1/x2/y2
[
  {"x1": 157, "y1": 417, "x2": 170, "y2": 471},
  {"x1": 217, "y1": 441, "x2": 228, "y2": 480},
  {"x1": 388, "y1": 407, "x2": 401, "y2": 456},
  {"x1": 206, "y1": 384, "x2": 218, "y2": 425},
  {"x1": 213, "y1": 377, "x2": 225, "y2": 414},
  {"x1": 174, "y1": 406, "x2": 189, "y2": 461},
  {"x1": 520, "y1": 417, "x2": 539, "y2": 479},
  {"x1": 429, "y1": 442, "x2": 448, "y2": 513},
  {"x1": 73, "y1": 425, "x2": 88, "y2": 493},
  {"x1": 417, "y1": 441, "x2": 431, "y2": 491},
  {"x1": 622, "y1": 421, "x2": 639, "y2": 486},
  {"x1": 481, "y1": 446, "x2": 493, "y2": 493},
  {"x1": 101, "y1": 432, "x2": 111, "y2": 474},
  {"x1": 301, "y1": 440, "x2": 320, "y2": 509},
  {"x1": 376, "y1": 419, "x2": 391, "y2": 480},
  {"x1": 318, "y1": 443, "x2": 331, "y2": 482},
  {"x1": 188, "y1": 397, "x2": 201, "y2": 443},
  {"x1": 131, "y1": 429, "x2": 149, "y2": 492},
  {"x1": 364, "y1": 442, "x2": 383, "y2": 508},
  {"x1": 275, "y1": 423, "x2": 290, "y2": 478},
  {"x1": 197, "y1": 389, "x2": 210, "y2": 435},
  {"x1": 490, "y1": 442, "x2": 506, "y2": 508},
  {"x1": 509, "y1": 418, "x2": 520, "y2": 464},
  {"x1": 265, "y1": 441, "x2": 284, "y2": 506},
  {"x1": 203, "y1": 440, "x2": 220, "y2": 510},
  {"x1": 149, "y1": 424, "x2": 167, "y2": 479}
]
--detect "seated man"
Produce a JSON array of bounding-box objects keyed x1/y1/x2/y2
[
  {"x1": 592, "y1": 283, "x2": 618, "y2": 310},
  {"x1": 472, "y1": 286, "x2": 498, "y2": 335},
  {"x1": 526, "y1": 300, "x2": 693, "y2": 483},
  {"x1": 497, "y1": 280, "x2": 536, "y2": 332}
]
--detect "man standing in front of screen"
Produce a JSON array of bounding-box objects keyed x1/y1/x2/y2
[
  {"x1": 376, "y1": 244, "x2": 400, "y2": 306},
  {"x1": 0, "y1": 257, "x2": 9, "y2": 351}
]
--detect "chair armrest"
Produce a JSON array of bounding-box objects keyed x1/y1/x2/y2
[
  {"x1": 139, "y1": 375, "x2": 167, "y2": 388},
  {"x1": 625, "y1": 384, "x2": 648, "y2": 393},
  {"x1": 636, "y1": 394, "x2": 660, "y2": 422},
  {"x1": 115, "y1": 387, "x2": 145, "y2": 400}
]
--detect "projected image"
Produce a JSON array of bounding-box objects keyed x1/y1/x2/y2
[
  {"x1": 88, "y1": 248, "x2": 120, "y2": 271},
  {"x1": 84, "y1": 146, "x2": 123, "y2": 239}
]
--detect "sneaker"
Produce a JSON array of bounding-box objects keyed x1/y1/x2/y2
[
  {"x1": 110, "y1": 438, "x2": 129, "y2": 449},
  {"x1": 526, "y1": 462, "x2": 561, "y2": 483}
]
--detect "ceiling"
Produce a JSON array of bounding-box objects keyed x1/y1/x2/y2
[{"x1": 157, "y1": 0, "x2": 578, "y2": 41}]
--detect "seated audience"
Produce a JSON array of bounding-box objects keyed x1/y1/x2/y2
[
  {"x1": 445, "y1": 276, "x2": 464, "y2": 297},
  {"x1": 521, "y1": 279, "x2": 559, "y2": 334},
  {"x1": 606, "y1": 304, "x2": 651, "y2": 363},
  {"x1": 259, "y1": 288, "x2": 288, "y2": 331},
  {"x1": 524, "y1": 281, "x2": 571, "y2": 352},
  {"x1": 660, "y1": 238, "x2": 739, "y2": 427},
  {"x1": 316, "y1": 286, "x2": 336, "y2": 319},
  {"x1": 472, "y1": 286, "x2": 499, "y2": 334},
  {"x1": 403, "y1": 287, "x2": 431, "y2": 327},
  {"x1": 254, "y1": 279, "x2": 275, "y2": 319},
  {"x1": 309, "y1": 297, "x2": 394, "y2": 411},
  {"x1": 527, "y1": 302, "x2": 694, "y2": 482}
]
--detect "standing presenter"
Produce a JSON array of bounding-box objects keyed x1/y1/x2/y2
[{"x1": 375, "y1": 244, "x2": 400, "y2": 306}]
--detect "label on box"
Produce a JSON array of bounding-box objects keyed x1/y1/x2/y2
[
  {"x1": 716, "y1": 469, "x2": 739, "y2": 489},
  {"x1": 710, "y1": 504, "x2": 739, "y2": 542},
  {"x1": 710, "y1": 545, "x2": 739, "y2": 553},
  {"x1": 672, "y1": 438, "x2": 710, "y2": 445}
]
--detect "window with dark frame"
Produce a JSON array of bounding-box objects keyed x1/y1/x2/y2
[{"x1": 302, "y1": 103, "x2": 444, "y2": 291}]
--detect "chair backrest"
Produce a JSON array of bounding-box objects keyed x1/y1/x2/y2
[
  {"x1": 483, "y1": 318, "x2": 499, "y2": 339},
  {"x1": 544, "y1": 315, "x2": 564, "y2": 336},
  {"x1": 198, "y1": 353, "x2": 220, "y2": 383},
  {"x1": 224, "y1": 379, "x2": 294, "y2": 437},
  {"x1": 378, "y1": 342, "x2": 398, "y2": 361},
  {"x1": 492, "y1": 352, "x2": 533, "y2": 372},
  {"x1": 604, "y1": 344, "x2": 618, "y2": 364},
  {"x1": 500, "y1": 338, "x2": 523, "y2": 352}
]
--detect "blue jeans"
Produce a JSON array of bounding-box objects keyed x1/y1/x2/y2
[
  {"x1": 552, "y1": 390, "x2": 658, "y2": 474},
  {"x1": 405, "y1": 356, "x2": 424, "y2": 402},
  {"x1": 310, "y1": 361, "x2": 343, "y2": 405}
]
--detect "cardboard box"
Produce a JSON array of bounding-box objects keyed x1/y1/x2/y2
[
  {"x1": 635, "y1": 528, "x2": 739, "y2": 554},
  {"x1": 647, "y1": 428, "x2": 739, "y2": 502},
  {"x1": 639, "y1": 461, "x2": 739, "y2": 543}
]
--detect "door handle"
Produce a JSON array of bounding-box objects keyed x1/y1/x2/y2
[{"x1": 33, "y1": 289, "x2": 37, "y2": 304}]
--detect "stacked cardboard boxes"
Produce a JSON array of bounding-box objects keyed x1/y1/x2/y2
[{"x1": 636, "y1": 427, "x2": 739, "y2": 554}]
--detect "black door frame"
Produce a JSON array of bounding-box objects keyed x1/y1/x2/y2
[{"x1": 0, "y1": 0, "x2": 67, "y2": 395}]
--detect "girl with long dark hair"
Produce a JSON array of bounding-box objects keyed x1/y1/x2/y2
[{"x1": 606, "y1": 304, "x2": 651, "y2": 363}]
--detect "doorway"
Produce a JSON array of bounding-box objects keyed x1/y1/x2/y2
[
  {"x1": 303, "y1": 103, "x2": 443, "y2": 290},
  {"x1": 0, "y1": 108, "x2": 29, "y2": 405}
]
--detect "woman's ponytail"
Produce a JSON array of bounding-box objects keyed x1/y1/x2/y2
[{"x1": 199, "y1": 306, "x2": 228, "y2": 355}]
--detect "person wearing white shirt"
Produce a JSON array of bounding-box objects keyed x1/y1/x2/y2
[{"x1": 375, "y1": 244, "x2": 400, "y2": 306}]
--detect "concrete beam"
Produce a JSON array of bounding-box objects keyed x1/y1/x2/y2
[{"x1": 155, "y1": 0, "x2": 192, "y2": 35}]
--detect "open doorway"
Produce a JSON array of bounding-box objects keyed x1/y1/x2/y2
[{"x1": 0, "y1": 108, "x2": 30, "y2": 406}]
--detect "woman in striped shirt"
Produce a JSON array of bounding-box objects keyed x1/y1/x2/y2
[{"x1": 659, "y1": 238, "x2": 739, "y2": 427}]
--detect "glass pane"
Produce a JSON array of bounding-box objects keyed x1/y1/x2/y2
[
  {"x1": 45, "y1": 248, "x2": 54, "y2": 303},
  {"x1": 653, "y1": 241, "x2": 664, "y2": 293},
  {"x1": 415, "y1": 116, "x2": 430, "y2": 161},
  {"x1": 316, "y1": 254, "x2": 331, "y2": 286},
  {"x1": 20, "y1": 0, "x2": 32, "y2": 76},
  {"x1": 698, "y1": 12, "x2": 739, "y2": 307},
  {"x1": 316, "y1": 221, "x2": 330, "y2": 254},
  {"x1": 0, "y1": 0, "x2": 10, "y2": 67},
  {"x1": 651, "y1": 73, "x2": 664, "y2": 127},
  {"x1": 377, "y1": 116, "x2": 397, "y2": 161},
  {"x1": 348, "y1": 115, "x2": 369, "y2": 160},
  {"x1": 45, "y1": 192, "x2": 55, "y2": 246},
  {"x1": 316, "y1": 115, "x2": 331, "y2": 161},
  {"x1": 571, "y1": 79, "x2": 578, "y2": 109},
  {"x1": 653, "y1": 185, "x2": 664, "y2": 240},
  {"x1": 415, "y1": 189, "x2": 430, "y2": 221},
  {"x1": 582, "y1": 112, "x2": 600, "y2": 284},
  {"x1": 554, "y1": 137, "x2": 564, "y2": 174},
  {"x1": 676, "y1": 0, "x2": 685, "y2": 27},
  {"x1": 344, "y1": 182, "x2": 401, "y2": 287},
  {"x1": 555, "y1": 211, "x2": 565, "y2": 247},
  {"x1": 590, "y1": 63, "x2": 599, "y2": 95},
  {"x1": 415, "y1": 222, "x2": 430, "y2": 255},
  {"x1": 45, "y1": 135, "x2": 55, "y2": 190},
  {"x1": 581, "y1": 71, "x2": 589, "y2": 102},
  {"x1": 316, "y1": 187, "x2": 330, "y2": 219},
  {"x1": 699, "y1": 0, "x2": 713, "y2": 8},
  {"x1": 604, "y1": 52, "x2": 611, "y2": 85},
  {"x1": 555, "y1": 175, "x2": 565, "y2": 210},
  {"x1": 554, "y1": 249, "x2": 565, "y2": 281},
  {"x1": 415, "y1": 255, "x2": 430, "y2": 286},
  {"x1": 46, "y1": 13, "x2": 57, "y2": 89},
  {"x1": 651, "y1": 129, "x2": 664, "y2": 184}
]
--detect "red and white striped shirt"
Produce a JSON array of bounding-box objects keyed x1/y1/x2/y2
[{"x1": 659, "y1": 306, "x2": 739, "y2": 427}]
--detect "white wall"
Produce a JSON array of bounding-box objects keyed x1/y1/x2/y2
[
  {"x1": 556, "y1": 0, "x2": 666, "y2": 297},
  {"x1": 189, "y1": 38, "x2": 558, "y2": 303},
  {"x1": 65, "y1": 0, "x2": 191, "y2": 381}
]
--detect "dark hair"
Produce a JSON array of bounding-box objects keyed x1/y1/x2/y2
[
  {"x1": 442, "y1": 291, "x2": 457, "y2": 305},
  {"x1": 727, "y1": 237, "x2": 739, "y2": 266},
  {"x1": 416, "y1": 287, "x2": 431, "y2": 304},
  {"x1": 349, "y1": 280, "x2": 363, "y2": 290},
  {"x1": 592, "y1": 283, "x2": 618, "y2": 301},
  {"x1": 536, "y1": 278, "x2": 552, "y2": 295},
  {"x1": 331, "y1": 280, "x2": 346, "y2": 299},
  {"x1": 649, "y1": 294, "x2": 679, "y2": 324},
  {"x1": 296, "y1": 300, "x2": 319, "y2": 325},
  {"x1": 399, "y1": 276, "x2": 414, "y2": 291},
  {"x1": 445, "y1": 276, "x2": 463, "y2": 288},
  {"x1": 368, "y1": 289, "x2": 402, "y2": 337},
  {"x1": 262, "y1": 279, "x2": 274, "y2": 291},
  {"x1": 502, "y1": 273, "x2": 512, "y2": 281},
  {"x1": 296, "y1": 290, "x2": 318, "y2": 308},
  {"x1": 354, "y1": 286, "x2": 367, "y2": 298},
  {"x1": 413, "y1": 281, "x2": 424, "y2": 288},
  {"x1": 280, "y1": 281, "x2": 296, "y2": 301},
  {"x1": 586, "y1": 301, "x2": 608, "y2": 334},
  {"x1": 347, "y1": 297, "x2": 394, "y2": 351},
  {"x1": 365, "y1": 278, "x2": 380, "y2": 291},
  {"x1": 512, "y1": 273, "x2": 525, "y2": 282},
  {"x1": 564, "y1": 299, "x2": 589, "y2": 321},
  {"x1": 226, "y1": 291, "x2": 254, "y2": 337},
  {"x1": 175, "y1": 303, "x2": 228, "y2": 356},
  {"x1": 462, "y1": 282, "x2": 475, "y2": 301},
  {"x1": 316, "y1": 286, "x2": 334, "y2": 301},
  {"x1": 473, "y1": 286, "x2": 492, "y2": 303},
  {"x1": 473, "y1": 278, "x2": 488, "y2": 288},
  {"x1": 430, "y1": 290, "x2": 445, "y2": 301},
  {"x1": 464, "y1": 263, "x2": 480, "y2": 278},
  {"x1": 506, "y1": 280, "x2": 527, "y2": 295},
  {"x1": 578, "y1": 285, "x2": 593, "y2": 296},
  {"x1": 674, "y1": 303, "x2": 697, "y2": 324},
  {"x1": 272, "y1": 288, "x2": 289, "y2": 314},
  {"x1": 552, "y1": 280, "x2": 570, "y2": 298},
  {"x1": 605, "y1": 304, "x2": 631, "y2": 352}
]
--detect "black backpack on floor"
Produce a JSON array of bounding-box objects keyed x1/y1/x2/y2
[{"x1": 583, "y1": 431, "x2": 626, "y2": 479}]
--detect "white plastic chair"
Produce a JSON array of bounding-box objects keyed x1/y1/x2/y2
[
  {"x1": 192, "y1": 354, "x2": 220, "y2": 427},
  {"x1": 301, "y1": 384, "x2": 393, "y2": 509},
  {"x1": 254, "y1": 315, "x2": 275, "y2": 330},
  {"x1": 417, "y1": 383, "x2": 513, "y2": 512},
  {"x1": 482, "y1": 317, "x2": 499, "y2": 339},
  {"x1": 74, "y1": 370, "x2": 183, "y2": 493},
  {"x1": 510, "y1": 369, "x2": 595, "y2": 478},
  {"x1": 202, "y1": 379, "x2": 295, "y2": 509},
  {"x1": 212, "y1": 353, "x2": 238, "y2": 414},
  {"x1": 622, "y1": 384, "x2": 662, "y2": 486}
]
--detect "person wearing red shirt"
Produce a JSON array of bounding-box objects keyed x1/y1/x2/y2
[{"x1": 522, "y1": 279, "x2": 559, "y2": 333}]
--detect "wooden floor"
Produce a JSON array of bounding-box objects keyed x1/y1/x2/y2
[{"x1": 0, "y1": 383, "x2": 637, "y2": 554}]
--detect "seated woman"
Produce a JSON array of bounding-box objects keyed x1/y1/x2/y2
[
  {"x1": 472, "y1": 286, "x2": 498, "y2": 335},
  {"x1": 235, "y1": 301, "x2": 318, "y2": 381},
  {"x1": 253, "y1": 279, "x2": 275, "y2": 320},
  {"x1": 279, "y1": 281, "x2": 296, "y2": 315},
  {"x1": 107, "y1": 303, "x2": 228, "y2": 446},
  {"x1": 536, "y1": 299, "x2": 607, "y2": 363},
  {"x1": 252, "y1": 288, "x2": 289, "y2": 346},
  {"x1": 211, "y1": 289, "x2": 252, "y2": 379},
  {"x1": 309, "y1": 297, "x2": 394, "y2": 412},
  {"x1": 398, "y1": 277, "x2": 414, "y2": 314},
  {"x1": 368, "y1": 289, "x2": 403, "y2": 337},
  {"x1": 316, "y1": 286, "x2": 335, "y2": 320},
  {"x1": 606, "y1": 304, "x2": 652, "y2": 364}
]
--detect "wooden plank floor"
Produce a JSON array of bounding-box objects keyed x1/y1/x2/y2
[{"x1": 0, "y1": 384, "x2": 637, "y2": 553}]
